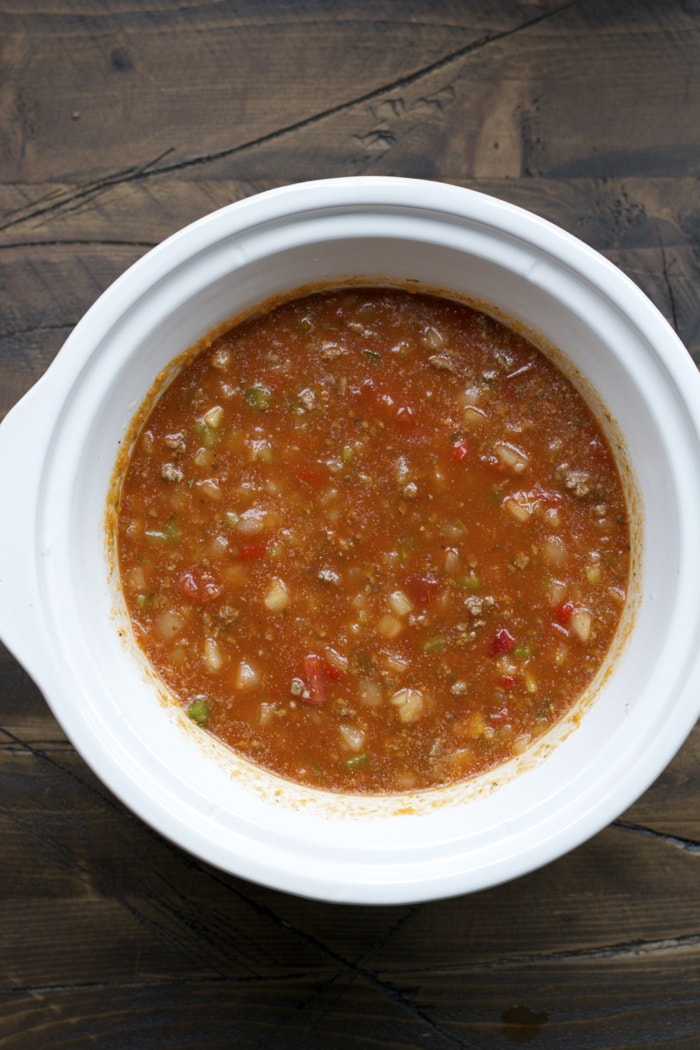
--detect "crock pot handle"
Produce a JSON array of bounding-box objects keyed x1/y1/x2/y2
[{"x1": 0, "y1": 383, "x2": 55, "y2": 674}]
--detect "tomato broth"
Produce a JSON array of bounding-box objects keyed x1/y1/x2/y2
[{"x1": 115, "y1": 288, "x2": 630, "y2": 793}]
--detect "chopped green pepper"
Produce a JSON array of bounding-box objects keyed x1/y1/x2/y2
[
  {"x1": 195, "y1": 419, "x2": 219, "y2": 448},
  {"x1": 244, "y1": 384, "x2": 271, "y2": 411},
  {"x1": 345, "y1": 753, "x2": 368, "y2": 771},
  {"x1": 187, "y1": 698, "x2": 210, "y2": 726},
  {"x1": 423, "y1": 635, "x2": 446, "y2": 654}
]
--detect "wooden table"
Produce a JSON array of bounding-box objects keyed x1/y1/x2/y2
[{"x1": 1, "y1": 3, "x2": 698, "y2": 1046}]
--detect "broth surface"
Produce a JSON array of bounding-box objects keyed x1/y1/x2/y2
[{"x1": 116, "y1": 288, "x2": 630, "y2": 793}]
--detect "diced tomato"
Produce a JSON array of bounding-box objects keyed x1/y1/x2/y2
[
  {"x1": 177, "y1": 569, "x2": 221, "y2": 604},
  {"x1": 499, "y1": 674, "x2": 518, "y2": 690},
  {"x1": 302, "y1": 653, "x2": 328, "y2": 704},
  {"x1": 404, "y1": 572, "x2": 440, "y2": 605},
  {"x1": 451, "y1": 438, "x2": 471, "y2": 462},
  {"x1": 555, "y1": 600, "x2": 575, "y2": 625},
  {"x1": 237, "y1": 541, "x2": 268, "y2": 561},
  {"x1": 324, "y1": 661, "x2": 344, "y2": 681},
  {"x1": 178, "y1": 570, "x2": 199, "y2": 599},
  {"x1": 488, "y1": 627, "x2": 516, "y2": 657}
]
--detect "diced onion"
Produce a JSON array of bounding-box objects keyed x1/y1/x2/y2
[
  {"x1": 512, "y1": 734, "x2": 531, "y2": 755},
  {"x1": 236, "y1": 660, "x2": 260, "y2": 689},
  {"x1": 421, "y1": 325, "x2": 444, "y2": 350},
  {"x1": 378, "y1": 614, "x2": 403, "y2": 639},
  {"x1": 211, "y1": 349, "x2": 230, "y2": 370},
  {"x1": 444, "y1": 548, "x2": 460, "y2": 573},
  {"x1": 339, "y1": 725, "x2": 366, "y2": 752},
  {"x1": 204, "y1": 405, "x2": 224, "y2": 428},
  {"x1": 264, "y1": 577, "x2": 290, "y2": 612},
  {"x1": 325, "y1": 647, "x2": 349, "y2": 674},
  {"x1": 463, "y1": 711, "x2": 485, "y2": 738},
  {"x1": 542, "y1": 535, "x2": 568, "y2": 566},
  {"x1": 198, "y1": 478, "x2": 222, "y2": 502},
  {"x1": 547, "y1": 579, "x2": 567, "y2": 607},
  {"x1": 209, "y1": 534, "x2": 229, "y2": 558},
  {"x1": 383, "y1": 652, "x2": 409, "y2": 674},
  {"x1": 203, "y1": 637, "x2": 223, "y2": 672},
  {"x1": 359, "y1": 680, "x2": 384, "y2": 706},
  {"x1": 389, "y1": 687, "x2": 425, "y2": 723},
  {"x1": 463, "y1": 405, "x2": 487, "y2": 426},
  {"x1": 388, "y1": 589, "x2": 414, "y2": 616},
  {"x1": 586, "y1": 561, "x2": 601, "y2": 584},
  {"x1": 494, "y1": 441, "x2": 529, "y2": 473},
  {"x1": 504, "y1": 495, "x2": 533, "y2": 522},
  {"x1": 237, "y1": 507, "x2": 266, "y2": 534},
  {"x1": 193, "y1": 447, "x2": 212, "y2": 468},
  {"x1": 127, "y1": 566, "x2": 147, "y2": 592},
  {"x1": 155, "y1": 609, "x2": 185, "y2": 640},
  {"x1": 570, "y1": 607, "x2": 593, "y2": 642}
]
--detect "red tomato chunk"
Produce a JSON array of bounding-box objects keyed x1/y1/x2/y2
[{"x1": 115, "y1": 287, "x2": 631, "y2": 794}]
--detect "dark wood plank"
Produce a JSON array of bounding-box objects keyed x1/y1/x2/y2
[{"x1": 0, "y1": 0, "x2": 546, "y2": 182}]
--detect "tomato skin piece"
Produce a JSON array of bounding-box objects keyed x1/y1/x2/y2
[
  {"x1": 500, "y1": 673, "x2": 518, "y2": 690},
  {"x1": 404, "y1": 572, "x2": 440, "y2": 605},
  {"x1": 302, "y1": 653, "x2": 328, "y2": 704},
  {"x1": 489, "y1": 627, "x2": 516, "y2": 657},
  {"x1": 177, "y1": 569, "x2": 221, "y2": 603},
  {"x1": 324, "y1": 661, "x2": 344, "y2": 681},
  {"x1": 178, "y1": 570, "x2": 199, "y2": 599},
  {"x1": 556, "y1": 600, "x2": 575, "y2": 625}
]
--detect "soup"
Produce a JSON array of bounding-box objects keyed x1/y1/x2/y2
[{"x1": 115, "y1": 287, "x2": 630, "y2": 793}]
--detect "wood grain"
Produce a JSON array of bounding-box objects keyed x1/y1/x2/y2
[{"x1": 1, "y1": 1, "x2": 699, "y2": 1046}]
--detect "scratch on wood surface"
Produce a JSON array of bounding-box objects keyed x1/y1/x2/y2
[
  {"x1": 0, "y1": 726, "x2": 126, "y2": 810},
  {"x1": 0, "y1": 151, "x2": 175, "y2": 235},
  {"x1": 613, "y1": 818, "x2": 700, "y2": 855},
  {"x1": 194, "y1": 868, "x2": 480, "y2": 1050},
  {"x1": 657, "y1": 230, "x2": 680, "y2": 332},
  {"x1": 0, "y1": 2, "x2": 578, "y2": 235}
]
